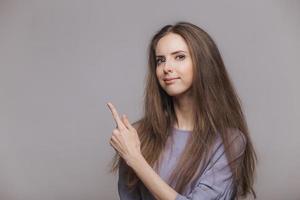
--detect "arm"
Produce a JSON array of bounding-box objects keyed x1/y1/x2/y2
[
  {"x1": 107, "y1": 104, "x2": 175, "y2": 200},
  {"x1": 128, "y1": 154, "x2": 179, "y2": 200},
  {"x1": 175, "y1": 132, "x2": 247, "y2": 200},
  {"x1": 118, "y1": 160, "x2": 142, "y2": 200},
  {"x1": 128, "y1": 131, "x2": 246, "y2": 200}
]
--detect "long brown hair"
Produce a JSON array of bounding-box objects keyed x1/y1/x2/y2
[{"x1": 109, "y1": 21, "x2": 257, "y2": 199}]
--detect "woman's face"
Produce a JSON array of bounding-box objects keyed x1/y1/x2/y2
[{"x1": 155, "y1": 33, "x2": 194, "y2": 97}]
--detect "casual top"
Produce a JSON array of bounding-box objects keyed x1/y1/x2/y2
[{"x1": 118, "y1": 127, "x2": 246, "y2": 200}]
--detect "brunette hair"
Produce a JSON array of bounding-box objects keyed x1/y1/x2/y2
[{"x1": 109, "y1": 21, "x2": 257, "y2": 199}]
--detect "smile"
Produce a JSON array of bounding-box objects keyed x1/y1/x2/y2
[{"x1": 164, "y1": 77, "x2": 180, "y2": 85}]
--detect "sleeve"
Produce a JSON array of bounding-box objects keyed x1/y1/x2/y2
[
  {"x1": 118, "y1": 160, "x2": 142, "y2": 200},
  {"x1": 175, "y1": 131, "x2": 246, "y2": 200}
]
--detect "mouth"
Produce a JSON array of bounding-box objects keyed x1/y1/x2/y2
[
  {"x1": 163, "y1": 77, "x2": 180, "y2": 84},
  {"x1": 163, "y1": 77, "x2": 180, "y2": 81}
]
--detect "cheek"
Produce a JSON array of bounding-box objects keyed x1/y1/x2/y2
[
  {"x1": 180, "y1": 62, "x2": 193, "y2": 77},
  {"x1": 183, "y1": 64, "x2": 194, "y2": 85},
  {"x1": 187, "y1": 62, "x2": 194, "y2": 78},
  {"x1": 156, "y1": 67, "x2": 162, "y2": 79},
  {"x1": 188, "y1": 68, "x2": 194, "y2": 81},
  {"x1": 155, "y1": 69, "x2": 161, "y2": 84}
]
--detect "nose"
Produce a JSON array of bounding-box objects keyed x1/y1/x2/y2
[{"x1": 162, "y1": 60, "x2": 174, "y2": 73}]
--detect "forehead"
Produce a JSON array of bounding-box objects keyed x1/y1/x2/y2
[{"x1": 155, "y1": 33, "x2": 189, "y2": 55}]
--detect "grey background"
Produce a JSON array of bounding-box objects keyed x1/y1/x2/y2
[{"x1": 0, "y1": 0, "x2": 299, "y2": 200}]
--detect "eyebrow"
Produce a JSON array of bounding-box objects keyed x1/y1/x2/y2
[{"x1": 156, "y1": 50, "x2": 187, "y2": 57}]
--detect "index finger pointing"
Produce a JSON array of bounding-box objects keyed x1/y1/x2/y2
[{"x1": 107, "y1": 102, "x2": 125, "y2": 129}]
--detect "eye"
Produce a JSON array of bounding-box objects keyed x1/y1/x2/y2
[
  {"x1": 156, "y1": 58, "x2": 165, "y2": 65},
  {"x1": 155, "y1": 55, "x2": 185, "y2": 66},
  {"x1": 176, "y1": 55, "x2": 185, "y2": 60}
]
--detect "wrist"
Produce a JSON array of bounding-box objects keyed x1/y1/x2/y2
[{"x1": 126, "y1": 153, "x2": 145, "y2": 169}]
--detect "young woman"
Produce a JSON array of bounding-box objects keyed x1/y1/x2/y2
[{"x1": 108, "y1": 21, "x2": 257, "y2": 200}]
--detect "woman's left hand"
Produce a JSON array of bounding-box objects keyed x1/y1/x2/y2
[{"x1": 107, "y1": 102, "x2": 142, "y2": 166}]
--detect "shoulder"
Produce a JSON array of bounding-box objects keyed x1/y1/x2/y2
[
  {"x1": 132, "y1": 121, "x2": 140, "y2": 130},
  {"x1": 227, "y1": 128, "x2": 246, "y2": 145},
  {"x1": 226, "y1": 128, "x2": 247, "y2": 157},
  {"x1": 132, "y1": 119, "x2": 143, "y2": 130},
  {"x1": 214, "y1": 128, "x2": 247, "y2": 157},
  {"x1": 216, "y1": 128, "x2": 246, "y2": 146}
]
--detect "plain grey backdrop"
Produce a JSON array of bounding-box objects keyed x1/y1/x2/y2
[{"x1": 0, "y1": 0, "x2": 299, "y2": 200}]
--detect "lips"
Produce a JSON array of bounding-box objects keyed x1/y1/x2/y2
[
  {"x1": 163, "y1": 77, "x2": 180, "y2": 85},
  {"x1": 163, "y1": 77, "x2": 180, "y2": 81}
]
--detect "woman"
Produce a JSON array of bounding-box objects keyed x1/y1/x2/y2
[{"x1": 107, "y1": 21, "x2": 257, "y2": 200}]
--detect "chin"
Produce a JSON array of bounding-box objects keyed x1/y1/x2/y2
[
  {"x1": 164, "y1": 89, "x2": 188, "y2": 97},
  {"x1": 163, "y1": 86, "x2": 192, "y2": 97}
]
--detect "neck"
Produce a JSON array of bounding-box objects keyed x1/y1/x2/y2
[{"x1": 172, "y1": 92, "x2": 194, "y2": 131}]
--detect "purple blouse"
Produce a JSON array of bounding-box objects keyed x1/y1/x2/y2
[{"x1": 118, "y1": 127, "x2": 246, "y2": 200}]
